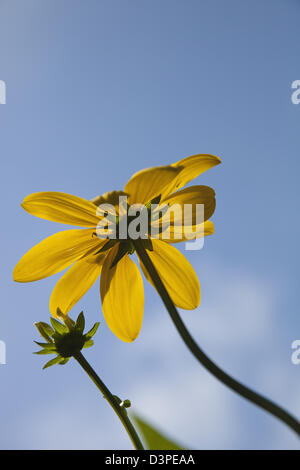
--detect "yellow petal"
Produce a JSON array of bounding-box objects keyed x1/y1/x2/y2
[
  {"x1": 91, "y1": 190, "x2": 128, "y2": 211},
  {"x1": 151, "y1": 185, "x2": 216, "y2": 241},
  {"x1": 162, "y1": 153, "x2": 221, "y2": 198},
  {"x1": 138, "y1": 239, "x2": 200, "y2": 309},
  {"x1": 13, "y1": 229, "x2": 102, "y2": 282},
  {"x1": 163, "y1": 185, "x2": 215, "y2": 220},
  {"x1": 100, "y1": 246, "x2": 144, "y2": 342},
  {"x1": 21, "y1": 192, "x2": 100, "y2": 227},
  {"x1": 50, "y1": 253, "x2": 105, "y2": 317},
  {"x1": 124, "y1": 165, "x2": 182, "y2": 205},
  {"x1": 153, "y1": 220, "x2": 214, "y2": 243}
]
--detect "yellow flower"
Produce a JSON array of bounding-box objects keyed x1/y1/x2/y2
[{"x1": 13, "y1": 154, "x2": 221, "y2": 342}]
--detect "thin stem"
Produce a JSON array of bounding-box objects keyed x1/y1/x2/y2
[
  {"x1": 134, "y1": 239, "x2": 300, "y2": 437},
  {"x1": 74, "y1": 352, "x2": 144, "y2": 450}
]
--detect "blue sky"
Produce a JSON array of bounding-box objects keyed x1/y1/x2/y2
[{"x1": 0, "y1": 0, "x2": 299, "y2": 449}]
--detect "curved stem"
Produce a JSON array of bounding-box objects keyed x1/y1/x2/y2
[
  {"x1": 74, "y1": 352, "x2": 144, "y2": 450},
  {"x1": 134, "y1": 239, "x2": 300, "y2": 437}
]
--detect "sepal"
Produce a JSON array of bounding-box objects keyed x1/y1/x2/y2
[{"x1": 34, "y1": 312, "x2": 100, "y2": 370}]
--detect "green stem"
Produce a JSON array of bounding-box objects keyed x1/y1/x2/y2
[
  {"x1": 74, "y1": 352, "x2": 144, "y2": 450},
  {"x1": 134, "y1": 239, "x2": 300, "y2": 437}
]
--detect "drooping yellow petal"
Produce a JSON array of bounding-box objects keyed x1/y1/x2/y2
[
  {"x1": 91, "y1": 190, "x2": 128, "y2": 212},
  {"x1": 91, "y1": 190, "x2": 129, "y2": 219},
  {"x1": 21, "y1": 192, "x2": 100, "y2": 227},
  {"x1": 161, "y1": 154, "x2": 221, "y2": 199},
  {"x1": 49, "y1": 253, "x2": 105, "y2": 317},
  {"x1": 152, "y1": 220, "x2": 214, "y2": 243},
  {"x1": 124, "y1": 165, "x2": 182, "y2": 205},
  {"x1": 163, "y1": 184, "x2": 215, "y2": 220},
  {"x1": 13, "y1": 229, "x2": 103, "y2": 282},
  {"x1": 138, "y1": 239, "x2": 200, "y2": 309},
  {"x1": 100, "y1": 245, "x2": 144, "y2": 342},
  {"x1": 150, "y1": 185, "x2": 216, "y2": 241}
]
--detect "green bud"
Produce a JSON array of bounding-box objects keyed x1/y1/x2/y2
[
  {"x1": 34, "y1": 312, "x2": 100, "y2": 369},
  {"x1": 54, "y1": 329, "x2": 86, "y2": 358},
  {"x1": 122, "y1": 399, "x2": 131, "y2": 408}
]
